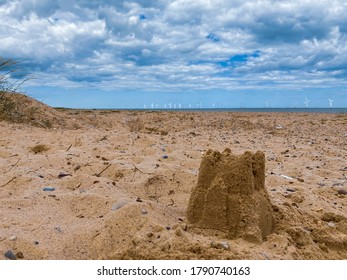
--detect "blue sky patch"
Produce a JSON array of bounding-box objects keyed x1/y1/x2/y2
[
  {"x1": 218, "y1": 51, "x2": 260, "y2": 68},
  {"x1": 206, "y1": 33, "x2": 220, "y2": 42}
]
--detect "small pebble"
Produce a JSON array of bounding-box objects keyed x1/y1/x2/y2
[
  {"x1": 337, "y1": 189, "x2": 347, "y2": 195},
  {"x1": 168, "y1": 190, "x2": 175, "y2": 195},
  {"x1": 327, "y1": 222, "x2": 336, "y2": 228},
  {"x1": 165, "y1": 226, "x2": 171, "y2": 230},
  {"x1": 54, "y1": 227, "x2": 62, "y2": 233},
  {"x1": 280, "y1": 175, "x2": 294, "y2": 180},
  {"x1": 74, "y1": 165, "x2": 81, "y2": 171},
  {"x1": 4, "y1": 250, "x2": 16, "y2": 260},
  {"x1": 15, "y1": 252, "x2": 24, "y2": 259},
  {"x1": 219, "y1": 241, "x2": 230, "y2": 250},
  {"x1": 58, "y1": 172, "x2": 72, "y2": 178},
  {"x1": 180, "y1": 223, "x2": 188, "y2": 231},
  {"x1": 286, "y1": 188, "x2": 296, "y2": 192},
  {"x1": 211, "y1": 241, "x2": 230, "y2": 250},
  {"x1": 141, "y1": 208, "x2": 148, "y2": 215},
  {"x1": 111, "y1": 199, "x2": 128, "y2": 211},
  {"x1": 9, "y1": 236, "x2": 17, "y2": 241},
  {"x1": 43, "y1": 187, "x2": 55, "y2": 192},
  {"x1": 162, "y1": 155, "x2": 168, "y2": 159}
]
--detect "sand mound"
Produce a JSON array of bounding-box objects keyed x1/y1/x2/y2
[
  {"x1": 187, "y1": 149, "x2": 274, "y2": 242},
  {"x1": 0, "y1": 92, "x2": 67, "y2": 128}
]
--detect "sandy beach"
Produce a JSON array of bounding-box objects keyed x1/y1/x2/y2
[{"x1": 1, "y1": 100, "x2": 347, "y2": 259}]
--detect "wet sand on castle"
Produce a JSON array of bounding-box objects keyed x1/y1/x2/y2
[{"x1": 1, "y1": 107, "x2": 347, "y2": 259}]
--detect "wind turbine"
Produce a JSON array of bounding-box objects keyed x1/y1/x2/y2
[
  {"x1": 293, "y1": 99, "x2": 298, "y2": 108},
  {"x1": 328, "y1": 99, "x2": 334, "y2": 108},
  {"x1": 304, "y1": 98, "x2": 310, "y2": 108}
]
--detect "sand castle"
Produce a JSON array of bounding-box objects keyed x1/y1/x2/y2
[{"x1": 187, "y1": 149, "x2": 274, "y2": 243}]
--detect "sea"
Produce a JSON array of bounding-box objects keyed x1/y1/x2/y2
[{"x1": 116, "y1": 108, "x2": 347, "y2": 114}]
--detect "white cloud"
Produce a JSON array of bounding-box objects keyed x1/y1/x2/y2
[{"x1": 1, "y1": 0, "x2": 347, "y2": 92}]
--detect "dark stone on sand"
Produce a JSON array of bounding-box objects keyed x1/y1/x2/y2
[
  {"x1": 286, "y1": 188, "x2": 296, "y2": 192},
  {"x1": 43, "y1": 187, "x2": 55, "y2": 191},
  {"x1": 337, "y1": 189, "x2": 347, "y2": 195},
  {"x1": 15, "y1": 252, "x2": 24, "y2": 259},
  {"x1": 58, "y1": 172, "x2": 72, "y2": 178},
  {"x1": 4, "y1": 250, "x2": 16, "y2": 260},
  {"x1": 162, "y1": 155, "x2": 168, "y2": 159},
  {"x1": 74, "y1": 165, "x2": 81, "y2": 171}
]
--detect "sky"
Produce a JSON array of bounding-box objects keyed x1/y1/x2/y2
[{"x1": 1, "y1": 0, "x2": 347, "y2": 108}]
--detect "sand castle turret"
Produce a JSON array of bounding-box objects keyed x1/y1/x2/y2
[{"x1": 187, "y1": 149, "x2": 274, "y2": 243}]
